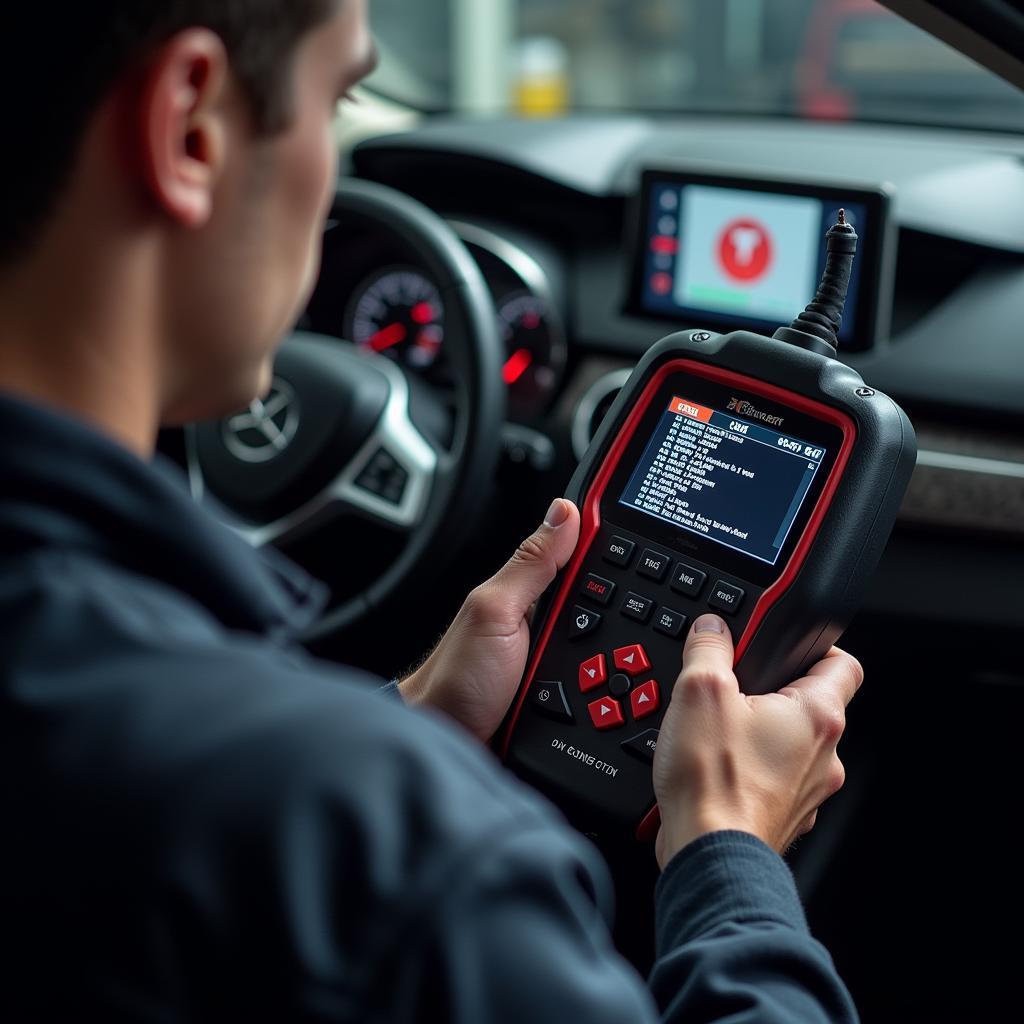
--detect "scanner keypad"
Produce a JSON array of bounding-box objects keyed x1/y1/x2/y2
[{"x1": 554, "y1": 523, "x2": 761, "y2": 737}]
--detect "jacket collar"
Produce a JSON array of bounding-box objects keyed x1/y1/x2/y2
[{"x1": 0, "y1": 391, "x2": 329, "y2": 641}]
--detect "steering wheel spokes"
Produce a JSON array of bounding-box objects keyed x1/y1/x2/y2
[{"x1": 318, "y1": 355, "x2": 437, "y2": 533}]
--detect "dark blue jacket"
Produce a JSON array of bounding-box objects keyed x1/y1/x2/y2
[{"x1": 0, "y1": 392, "x2": 858, "y2": 1022}]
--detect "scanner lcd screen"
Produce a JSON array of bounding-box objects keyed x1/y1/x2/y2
[{"x1": 619, "y1": 395, "x2": 827, "y2": 566}]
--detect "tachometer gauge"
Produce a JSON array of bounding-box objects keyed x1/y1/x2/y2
[
  {"x1": 347, "y1": 267, "x2": 445, "y2": 370},
  {"x1": 498, "y1": 292, "x2": 566, "y2": 416}
]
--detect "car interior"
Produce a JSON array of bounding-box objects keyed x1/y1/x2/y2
[{"x1": 160, "y1": 1, "x2": 1024, "y2": 1018}]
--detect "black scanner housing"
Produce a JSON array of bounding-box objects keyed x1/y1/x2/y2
[{"x1": 501, "y1": 328, "x2": 917, "y2": 840}]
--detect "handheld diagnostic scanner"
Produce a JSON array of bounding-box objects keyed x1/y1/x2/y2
[{"x1": 500, "y1": 212, "x2": 916, "y2": 842}]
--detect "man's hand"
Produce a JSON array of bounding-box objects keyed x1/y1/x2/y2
[
  {"x1": 399, "y1": 499, "x2": 581, "y2": 743},
  {"x1": 653, "y1": 614, "x2": 863, "y2": 869}
]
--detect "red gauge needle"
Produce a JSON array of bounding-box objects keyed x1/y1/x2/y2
[
  {"x1": 411, "y1": 302, "x2": 435, "y2": 325},
  {"x1": 367, "y1": 322, "x2": 407, "y2": 352},
  {"x1": 503, "y1": 348, "x2": 534, "y2": 385}
]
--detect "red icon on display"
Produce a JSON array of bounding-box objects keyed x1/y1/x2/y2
[
  {"x1": 650, "y1": 271, "x2": 673, "y2": 296},
  {"x1": 718, "y1": 218, "x2": 773, "y2": 282}
]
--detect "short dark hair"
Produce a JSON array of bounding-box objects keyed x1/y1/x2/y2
[{"x1": 1, "y1": 2, "x2": 336, "y2": 265}]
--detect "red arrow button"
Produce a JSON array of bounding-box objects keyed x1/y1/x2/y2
[
  {"x1": 613, "y1": 644, "x2": 651, "y2": 676},
  {"x1": 588, "y1": 697, "x2": 625, "y2": 730},
  {"x1": 630, "y1": 679, "x2": 660, "y2": 721},
  {"x1": 578, "y1": 654, "x2": 608, "y2": 693}
]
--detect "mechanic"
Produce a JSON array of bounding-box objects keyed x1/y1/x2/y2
[{"x1": 0, "y1": 2, "x2": 863, "y2": 1021}]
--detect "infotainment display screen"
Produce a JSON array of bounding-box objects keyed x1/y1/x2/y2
[
  {"x1": 619, "y1": 395, "x2": 827, "y2": 566},
  {"x1": 628, "y1": 170, "x2": 890, "y2": 350}
]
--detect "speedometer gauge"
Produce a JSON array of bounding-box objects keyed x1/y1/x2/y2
[
  {"x1": 347, "y1": 267, "x2": 445, "y2": 370},
  {"x1": 498, "y1": 292, "x2": 566, "y2": 416}
]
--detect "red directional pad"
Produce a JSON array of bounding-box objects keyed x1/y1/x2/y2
[
  {"x1": 630, "y1": 679, "x2": 660, "y2": 720},
  {"x1": 588, "y1": 696, "x2": 625, "y2": 730},
  {"x1": 578, "y1": 653, "x2": 607, "y2": 693},
  {"x1": 613, "y1": 644, "x2": 651, "y2": 676}
]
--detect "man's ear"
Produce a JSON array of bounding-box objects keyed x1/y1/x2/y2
[{"x1": 137, "y1": 29, "x2": 231, "y2": 229}]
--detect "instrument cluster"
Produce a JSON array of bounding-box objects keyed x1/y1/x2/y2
[{"x1": 305, "y1": 218, "x2": 567, "y2": 422}]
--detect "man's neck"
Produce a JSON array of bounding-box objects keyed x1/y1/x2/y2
[{"x1": 0, "y1": 235, "x2": 162, "y2": 460}]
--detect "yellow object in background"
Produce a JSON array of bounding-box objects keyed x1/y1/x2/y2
[{"x1": 514, "y1": 37, "x2": 570, "y2": 117}]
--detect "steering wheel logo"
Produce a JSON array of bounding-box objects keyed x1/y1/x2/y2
[{"x1": 223, "y1": 378, "x2": 301, "y2": 464}]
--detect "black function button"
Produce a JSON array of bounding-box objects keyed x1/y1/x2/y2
[
  {"x1": 531, "y1": 680, "x2": 574, "y2": 723},
  {"x1": 569, "y1": 606, "x2": 602, "y2": 639},
  {"x1": 603, "y1": 535, "x2": 636, "y2": 567},
  {"x1": 709, "y1": 581, "x2": 745, "y2": 615},
  {"x1": 636, "y1": 548, "x2": 670, "y2": 582},
  {"x1": 670, "y1": 563, "x2": 707, "y2": 598},
  {"x1": 621, "y1": 729, "x2": 660, "y2": 763},
  {"x1": 608, "y1": 673, "x2": 632, "y2": 698},
  {"x1": 621, "y1": 592, "x2": 654, "y2": 624},
  {"x1": 580, "y1": 573, "x2": 616, "y2": 607},
  {"x1": 653, "y1": 607, "x2": 688, "y2": 638}
]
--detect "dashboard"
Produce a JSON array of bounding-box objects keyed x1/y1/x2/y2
[{"x1": 305, "y1": 114, "x2": 1024, "y2": 634}]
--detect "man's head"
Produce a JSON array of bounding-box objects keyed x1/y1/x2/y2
[{"x1": 0, "y1": 1, "x2": 377, "y2": 438}]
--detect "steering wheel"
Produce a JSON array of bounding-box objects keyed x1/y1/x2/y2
[{"x1": 186, "y1": 178, "x2": 506, "y2": 638}]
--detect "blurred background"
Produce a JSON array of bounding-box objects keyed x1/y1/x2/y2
[{"x1": 364, "y1": 0, "x2": 1024, "y2": 130}]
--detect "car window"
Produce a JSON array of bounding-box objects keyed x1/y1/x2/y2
[{"x1": 365, "y1": 0, "x2": 1024, "y2": 131}]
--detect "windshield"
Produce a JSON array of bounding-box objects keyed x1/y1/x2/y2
[{"x1": 365, "y1": 0, "x2": 1024, "y2": 132}]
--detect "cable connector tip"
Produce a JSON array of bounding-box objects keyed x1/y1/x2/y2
[{"x1": 772, "y1": 206, "x2": 859, "y2": 355}]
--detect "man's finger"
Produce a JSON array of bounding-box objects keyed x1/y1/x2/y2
[
  {"x1": 479, "y1": 499, "x2": 581, "y2": 623},
  {"x1": 676, "y1": 614, "x2": 737, "y2": 697},
  {"x1": 781, "y1": 647, "x2": 863, "y2": 709}
]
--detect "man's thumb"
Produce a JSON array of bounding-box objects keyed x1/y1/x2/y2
[
  {"x1": 485, "y1": 499, "x2": 581, "y2": 622},
  {"x1": 679, "y1": 614, "x2": 737, "y2": 688}
]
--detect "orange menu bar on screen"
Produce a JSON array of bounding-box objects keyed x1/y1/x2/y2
[{"x1": 668, "y1": 397, "x2": 714, "y2": 422}]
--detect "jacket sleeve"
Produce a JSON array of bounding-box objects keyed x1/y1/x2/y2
[
  {"x1": 650, "y1": 831, "x2": 860, "y2": 1023},
  {"x1": 373, "y1": 818, "x2": 858, "y2": 1024}
]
